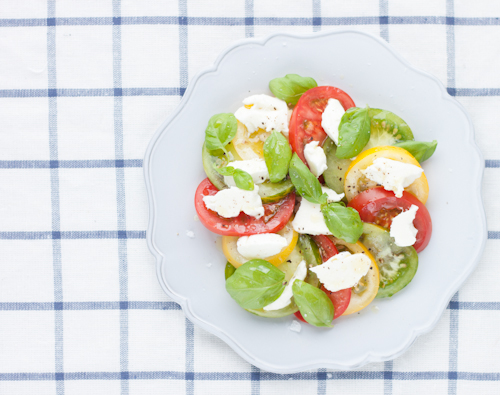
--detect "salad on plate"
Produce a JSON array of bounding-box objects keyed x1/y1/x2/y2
[{"x1": 194, "y1": 74, "x2": 437, "y2": 328}]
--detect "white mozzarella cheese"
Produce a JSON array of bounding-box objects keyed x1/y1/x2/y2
[
  {"x1": 292, "y1": 187, "x2": 344, "y2": 235},
  {"x1": 223, "y1": 158, "x2": 269, "y2": 186},
  {"x1": 361, "y1": 157, "x2": 423, "y2": 198},
  {"x1": 310, "y1": 251, "x2": 371, "y2": 292},
  {"x1": 236, "y1": 233, "x2": 288, "y2": 259},
  {"x1": 234, "y1": 94, "x2": 289, "y2": 135},
  {"x1": 321, "y1": 98, "x2": 345, "y2": 145},
  {"x1": 203, "y1": 185, "x2": 264, "y2": 219},
  {"x1": 304, "y1": 141, "x2": 328, "y2": 177},
  {"x1": 390, "y1": 205, "x2": 419, "y2": 247},
  {"x1": 263, "y1": 260, "x2": 307, "y2": 311}
]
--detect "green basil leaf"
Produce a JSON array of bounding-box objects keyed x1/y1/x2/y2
[
  {"x1": 289, "y1": 153, "x2": 328, "y2": 205},
  {"x1": 233, "y1": 169, "x2": 254, "y2": 191},
  {"x1": 263, "y1": 131, "x2": 293, "y2": 182},
  {"x1": 269, "y1": 74, "x2": 318, "y2": 105},
  {"x1": 205, "y1": 113, "x2": 238, "y2": 153},
  {"x1": 215, "y1": 165, "x2": 235, "y2": 176},
  {"x1": 225, "y1": 261, "x2": 237, "y2": 280},
  {"x1": 336, "y1": 106, "x2": 371, "y2": 159},
  {"x1": 321, "y1": 203, "x2": 363, "y2": 244},
  {"x1": 225, "y1": 259, "x2": 286, "y2": 309},
  {"x1": 292, "y1": 280, "x2": 334, "y2": 327},
  {"x1": 395, "y1": 140, "x2": 438, "y2": 163}
]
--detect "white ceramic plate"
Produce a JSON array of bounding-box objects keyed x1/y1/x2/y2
[{"x1": 144, "y1": 30, "x2": 486, "y2": 373}]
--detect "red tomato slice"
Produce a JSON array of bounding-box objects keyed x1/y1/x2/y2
[
  {"x1": 348, "y1": 187, "x2": 432, "y2": 252},
  {"x1": 294, "y1": 235, "x2": 351, "y2": 322},
  {"x1": 321, "y1": 286, "x2": 352, "y2": 320},
  {"x1": 289, "y1": 86, "x2": 356, "y2": 163},
  {"x1": 194, "y1": 178, "x2": 295, "y2": 236},
  {"x1": 311, "y1": 235, "x2": 339, "y2": 261}
]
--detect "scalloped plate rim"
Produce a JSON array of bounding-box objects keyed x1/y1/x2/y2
[{"x1": 143, "y1": 29, "x2": 487, "y2": 373}]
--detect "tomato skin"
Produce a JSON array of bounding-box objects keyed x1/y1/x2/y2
[
  {"x1": 311, "y1": 235, "x2": 339, "y2": 261},
  {"x1": 348, "y1": 187, "x2": 432, "y2": 253},
  {"x1": 289, "y1": 86, "x2": 356, "y2": 162},
  {"x1": 194, "y1": 178, "x2": 295, "y2": 236},
  {"x1": 321, "y1": 286, "x2": 352, "y2": 319},
  {"x1": 294, "y1": 234, "x2": 351, "y2": 322}
]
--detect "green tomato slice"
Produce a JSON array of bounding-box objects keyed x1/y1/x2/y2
[
  {"x1": 224, "y1": 244, "x2": 318, "y2": 318},
  {"x1": 201, "y1": 142, "x2": 236, "y2": 190},
  {"x1": 322, "y1": 138, "x2": 352, "y2": 195},
  {"x1": 257, "y1": 179, "x2": 295, "y2": 203},
  {"x1": 359, "y1": 223, "x2": 418, "y2": 298},
  {"x1": 363, "y1": 108, "x2": 414, "y2": 152}
]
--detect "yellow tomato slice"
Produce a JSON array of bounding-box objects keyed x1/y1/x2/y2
[
  {"x1": 344, "y1": 146, "x2": 429, "y2": 204},
  {"x1": 222, "y1": 221, "x2": 298, "y2": 268},
  {"x1": 231, "y1": 121, "x2": 270, "y2": 160},
  {"x1": 329, "y1": 236, "x2": 380, "y2": 315}
]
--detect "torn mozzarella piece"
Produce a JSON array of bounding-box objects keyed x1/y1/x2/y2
[
  {"x1": 223, "y1": 158, "x2": 270, "y2": 186},
  {"x1": 234, "y1": 94, "x2": 289, "y2": 135},
  {"x1": 310, "y1": 251, "x2": 371, "y2": 293},
  {"x1": 361, "y1": 157, "x2": 423, "y2": 198},
  {"x1": 321, "y1": 98, "x2": 345, "y2": 145},
  {"x1": 203, "y1": 185, "x2": 264, "y2": 219},
  {"x1": 390, "y1": 205, "x2": 419, "y2": 247},
  {"x1": 236, "y1": 233, "x2": 288, "y2": 259},
  {"x1": 304, "y1": 141, "x2": 328, "y2": 178}
]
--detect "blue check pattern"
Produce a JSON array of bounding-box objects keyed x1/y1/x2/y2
[{"x1": 0, "y1": 0, "x2": 499, "y2": 394}]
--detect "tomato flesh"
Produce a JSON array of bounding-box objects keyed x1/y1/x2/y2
[
  {"x1": 289, "y1": 86, "x2": 356, "y2": 163},
  {"x1": 294, "y1": 234, "x2": 351, "y2": 322},
  {"x1": 194, "y1": 178, "x2": 295, "y2": 236},
  {"x1": 348, "y1": 187, "x2": 432, "y2": 252}
]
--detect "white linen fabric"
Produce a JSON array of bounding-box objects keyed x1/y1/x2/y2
[{"x1": 0, "y1": 1, "x2": 499, "y2": 394}]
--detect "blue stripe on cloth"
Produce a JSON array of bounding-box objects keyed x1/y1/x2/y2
[
  {"x1": 1, "y1": 158, "x2": 499, "y2": 170},
  {"x1": 317, "y1": 368, "x2": 326, "y2": 395},
  {"x1": 379, "y1": 0, "x2": 389, "y2": 41},
  {"x1": 2, "y1": 230, "x2": 500, "y2": 240},
  {"x1": 245, "y1": 0, "x2": 254, "y2": 38},
  {"x1": 446, "y1": 4, "x2": 458, "y2": 393},
  {"x1": 312, "y1": 0, "x2": 321, "y2": 33},
  {"x1": 1, "y1": 16, "x2": 500, "y2": 27},
  {"x1": 0, "y1": 231, "x2": 146, "y2": 240},
  {"x1": 1, "y1": 371, "x2": 499, "y2": 381},
  {"x1": 0, "y1": 87, "x2": 182, "y2": 97},
  {"x1": 0, "y1": 302, "x2": 181, "y2": 311},
  {"x1": 177, "y1": 2, "x2": 194, "y2": 394},
  {"x1": 0, "y1": 159, "x2": 142, "y2": 169},
  {"x1": 0, "y1": 300, "x2": 497, "y2": 312},
  {"x1": 46, "y1": 1, "x2": 64, "y2": 394},
  {"x1": 2, "y1": 87, "x2": 500, "y2": 99},
  {"x1": 111, "y1": 1, "x2": 129, "y2": 393}
]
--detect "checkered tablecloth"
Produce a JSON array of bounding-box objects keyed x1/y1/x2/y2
[{"x1": 0, "y1": 1, "x2": 499, "y2": 394}]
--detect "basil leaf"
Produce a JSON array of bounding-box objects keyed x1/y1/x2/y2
[
  {"x1": 225, "y1": 259, "x2": 286, "y2": 309},
  {"x1": 395, "y1": 140, "x2": 438, "y2": 163},
  {"x1": 214, "y1": 166, "x2": 254, "y2": 190},
  {"x1": 336, "y1": 106, "x2": 371, "y2": 159},
  {"x1": 233, "y1": 169, "x2": 254, "y2": 191},
  {"x1": 292, "y1": 280, "x2": 334, "y2": 327},
  {"x1": 289, "y1": 153, "x2": 328, "y2": 205},
  {"x1": 263, "y1": 131, "x2": 293, "y2": 182},
  {"x1": 205, "y1": 113, "x2": 238, "y2": 153},
  {"x1": 225, "y1": 261, "x2": 237, "y2": 280},
  {"x1": 215, "y1": 165, "x2": 235, "y2": 176},
  {"x1": 321, "y1": 203, "x2": 363, "y2": 244},
  {"x1": 269, "y1": 74, "x2": 318, "y2": 105}
]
